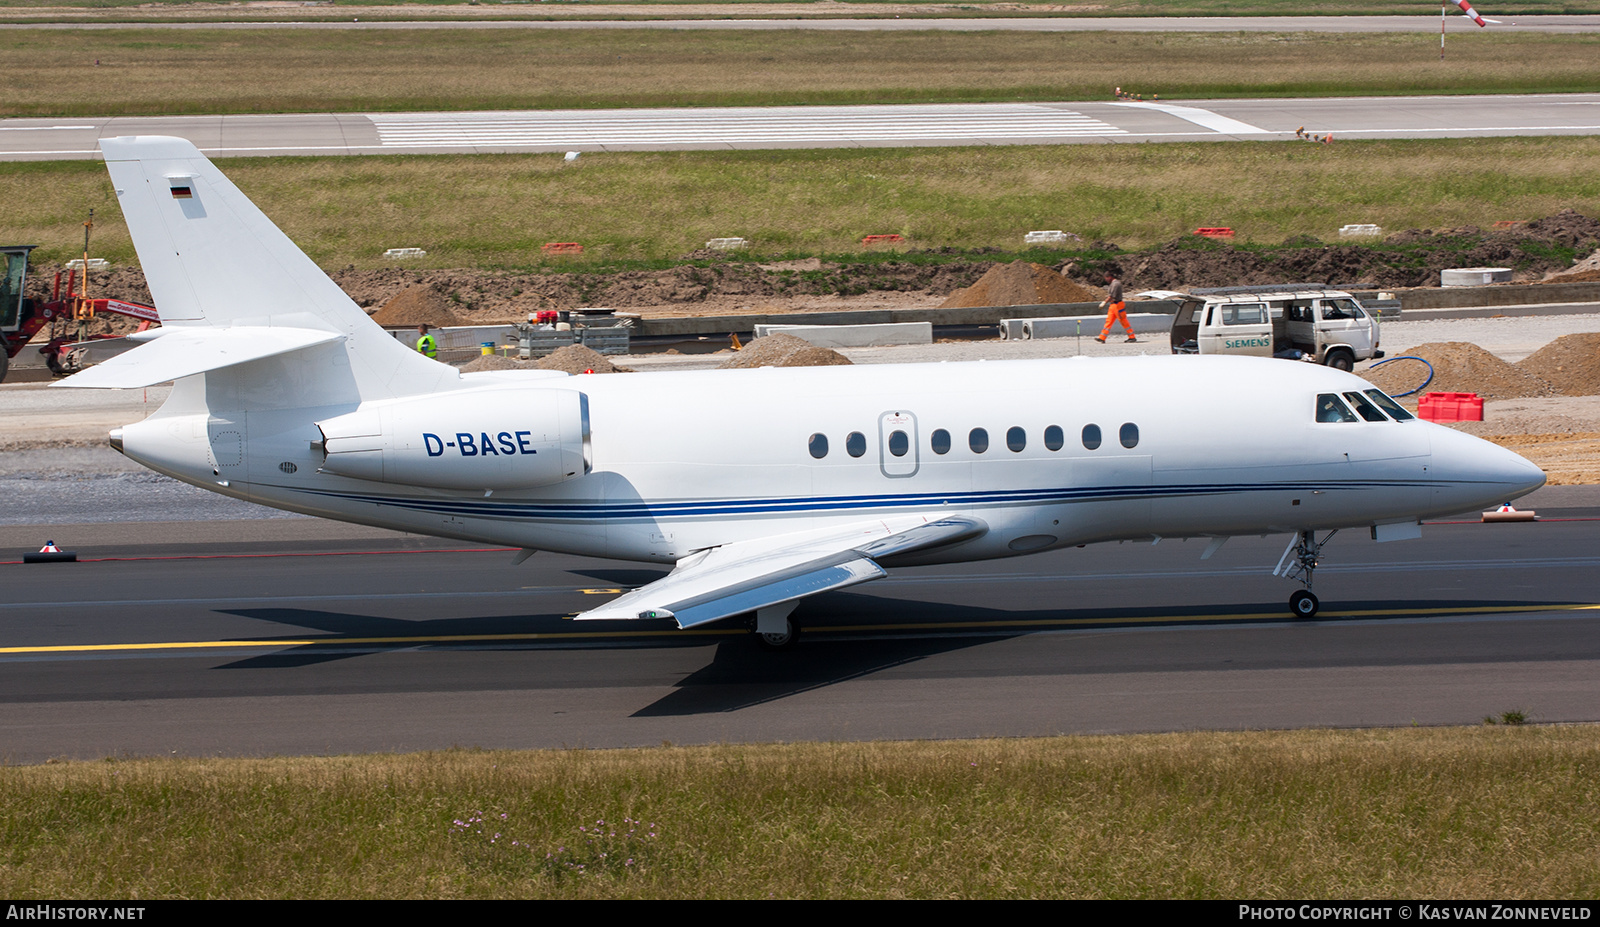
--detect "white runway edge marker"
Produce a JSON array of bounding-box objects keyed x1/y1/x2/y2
[{"x1": 1110, "y1": 101, "x2": 1270, "y2": 135}]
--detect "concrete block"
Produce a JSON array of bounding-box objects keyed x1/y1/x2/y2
[
  {"x1": 754, "y1": 322, "x2": 933, "y2": 348},
  {"x1": 1441, "y1": 267, "x2": 1512, "y2": 287},
  {"x1": 998, "y1": 319, "x2": 1029, "y2": 340},
  {"x1": 1021, "y1": 314, "x2": 1170, "y2": 340},
  {"x1": 1338, "y1": 224, "x2": 1383, "y2": 238}
]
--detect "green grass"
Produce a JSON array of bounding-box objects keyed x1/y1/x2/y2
[
  {"x1": 3, "y1": 0, "x2": 1600, "y2": 14},
  {"x1": 7, "y1": 138, "x2": 1599, "y2": 271},
  {"x1": 2, "y1": 29, "x2": 1599, "y2": 117},
  {"x1": 2, "y1": 727, "x2": 1598, "y2": 898}
]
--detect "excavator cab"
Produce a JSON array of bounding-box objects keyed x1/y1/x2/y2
[{"x1": 1, "y1": 246, "x2": 32, "y2": 333}]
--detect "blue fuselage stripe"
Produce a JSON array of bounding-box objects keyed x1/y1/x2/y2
[{"x1": 285, "y1": 480, "x2": 1440, "y2": 523}]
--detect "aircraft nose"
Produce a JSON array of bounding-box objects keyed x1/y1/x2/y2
[{"x1": 1429, "y1": 426, "x2": 1546, "y2": 512}]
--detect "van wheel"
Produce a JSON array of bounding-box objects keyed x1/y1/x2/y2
[{"x1": 1324, "y1": 351, "x2": 1354, "y2": 372}]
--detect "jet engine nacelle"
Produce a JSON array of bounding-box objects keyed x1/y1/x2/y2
[{"x1": 315, "y1": 387, "x2": 590, "y2": 490}]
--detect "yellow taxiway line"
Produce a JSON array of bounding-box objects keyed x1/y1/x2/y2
[{"x1": 3, "y1": 602, "x2": 1598, "y2": 656}]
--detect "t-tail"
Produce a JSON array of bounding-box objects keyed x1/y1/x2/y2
[{"x1": 57, "y1": 136, "x2": 456, "y2": 404}]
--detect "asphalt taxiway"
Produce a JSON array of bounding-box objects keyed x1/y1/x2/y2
[{"x1": 2, "y1": 494, "x2": 1597, "y2": 764}]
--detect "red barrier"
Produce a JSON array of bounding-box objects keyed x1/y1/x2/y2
[
  {"x1": 1417, "y1": 392, "x2": 1484, "y2": 423},
  {"x1": 1194, "y1": 227, "x2": 1235, "y2": 239},
  {"x1": 541, "y1": 242, "x2": 584, "y2": 254},
  {"x1": 861, "y1": 234, "x2": 905, "y2": 246}
]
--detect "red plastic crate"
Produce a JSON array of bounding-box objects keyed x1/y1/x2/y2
[{"x1": 1417, "y1": 392, "x2": 1484, "y2": 423}]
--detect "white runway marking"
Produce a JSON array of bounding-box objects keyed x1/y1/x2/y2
[
  {"x1": 368, "y1": 104, "x2": 1129, "y2": 148},
  {"x1": 1109, "y1": 101, "x2": 1270, "y2": 135}
]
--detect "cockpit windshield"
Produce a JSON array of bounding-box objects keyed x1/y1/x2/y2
[
  {"x1": 1342, "y1": 391, "x2": 1388, "y2": 422},
  {"x1": 1364, "y1": 389, "x2": 1415, "y2": 421}
]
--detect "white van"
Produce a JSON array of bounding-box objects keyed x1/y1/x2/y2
[{"x1": 1168, "y1": 286, "x2": 1384, "y2": 371}]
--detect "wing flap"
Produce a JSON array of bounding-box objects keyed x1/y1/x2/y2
[
  {"x1": 577, "y1": 514, "x2": 986, "y2": 628},
  {"x1": 51, "y1": 326, "x2": 343, "y2": 389}
]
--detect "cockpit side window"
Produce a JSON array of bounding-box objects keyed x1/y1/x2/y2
[
  {"x1": 1342, "y1": 391, "x2": 1389, "y2": 422},
  {"x1": 1364, "y1": 389, "x2": 1415, "y2": 421},
  {"x1": 1316, "y1": 393, "x2": 1358, "y2": 423},
  {"x1": 1321, "y1": 298, "x2": 1363, "y2": 320}
]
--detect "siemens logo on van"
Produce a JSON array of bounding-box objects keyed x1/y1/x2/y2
[
  {"x1": 424, "y1": 432, "x2": 540, "y2": 457},
  {"x1": 1225, "y1": 338, "x2": 1272, "y2": 349}
]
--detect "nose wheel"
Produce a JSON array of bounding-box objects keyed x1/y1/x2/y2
[{"x1": 1276, "y1": 529, "x2": 1336, "y2": 620}]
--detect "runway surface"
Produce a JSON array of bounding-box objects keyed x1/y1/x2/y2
[
  {"x1": 6, "y1": 93, "x2": 1600, "y2": 160},
  {"x1": 2, "y1": 494, "x2": 1598, "y2": 764},
  {"x1": 5, "y1": 15, "x2": 1599, "y2": 33}
]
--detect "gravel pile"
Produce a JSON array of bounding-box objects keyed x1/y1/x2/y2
[
  {"x1": 1364, "y1": 342, "x2": 1556, "y2": 401},
  {"x1": 1516, "y1": 332, "x2": 1600, "y2": 395},
  {"x1": 940, "y1": 260, "x2": 1102, "y2": 309},
  {"x1": 369, "y1": 284, "x2": 461, "y2": 328},
  {"x1": 718, "y1": 333, "x2": 852, "y2": 369},
  {"x1": 458, "y1": 344, "x2": 631, "y2": 374}
]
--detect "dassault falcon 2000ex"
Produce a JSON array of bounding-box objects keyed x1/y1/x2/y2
[{"x1": 61, "y1": 137, "x2": 1546, "y2": 647}]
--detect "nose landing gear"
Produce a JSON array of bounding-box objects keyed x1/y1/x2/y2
[{"x1": 1275, "y1": 529, "x2": 1337, "y2": 619}]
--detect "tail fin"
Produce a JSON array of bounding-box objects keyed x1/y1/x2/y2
[{"x1": 80, "y1": 136, "x2": 454, "y2": 400}]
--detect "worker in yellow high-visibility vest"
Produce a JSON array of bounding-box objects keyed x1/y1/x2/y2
[{"x1": 415, "y1": 323, "x2": 438, "y2": 359}]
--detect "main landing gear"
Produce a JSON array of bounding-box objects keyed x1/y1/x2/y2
[
  {"x1": 1275, "y1": 529, "x2": 1338, "y2": 619},
  {"x1": 752, "y1": 601, "x2": 801, "y2": 651}
]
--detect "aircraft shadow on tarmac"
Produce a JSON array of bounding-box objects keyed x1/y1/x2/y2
[{"x1": 208, "y1": 590, "x2": 1593, "y2": 716}]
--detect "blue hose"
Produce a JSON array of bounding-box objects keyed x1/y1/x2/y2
[{"x1": 1366, "y1": 355, "x2": 1434, "y2": 397}]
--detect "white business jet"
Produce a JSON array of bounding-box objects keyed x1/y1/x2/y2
[{"x1": 61, "y1": 137, "x2": 1545, "y2": 647}]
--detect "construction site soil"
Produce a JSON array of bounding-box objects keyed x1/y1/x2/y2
[{"x1": 27, "y1": 212, "x2": 1600, "y2": 335}]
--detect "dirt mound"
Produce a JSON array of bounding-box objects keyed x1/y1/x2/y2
[
  {"x1": 1516, "y1": 332, "x2": 1600, "y2": 396},
  {"x1": 1363, "y1": 342, "x2": 1555, "y2": 401},
  {"x1": 1544, "y1": 246, "x2": 1600, "y2": 283},
  {"x1": 536, "y1": 344, "x2": 631, "y2": 374},
  {"x1": 939, "y1": 260, "x2": 1101, "y2": 309},
  {"x1": 718, "y1": 333, "x2": 852, "y2": 369},
  {"x1": 370, "y1": 284, "x2": 460, "y2": 328}
]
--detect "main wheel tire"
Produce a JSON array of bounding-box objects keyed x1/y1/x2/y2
[
  {"x1": 1289, "y1": 590, "x2": 1320, "y2": 619},
  {"x1": 755, "y1": 617, "x2": 800, "y2": 651},
  {"x1": 1324, "y1": 351, "x2": 1355, "y2": 372}
]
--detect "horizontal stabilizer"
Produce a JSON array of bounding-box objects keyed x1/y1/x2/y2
[
  {"x1": 578, "y1": 514, "x2": 987, "y2": 628},
  {"x1": 52, "y1": 326, "x2": 343, "y2": 389}
]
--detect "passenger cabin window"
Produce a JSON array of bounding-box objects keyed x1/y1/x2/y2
[
  {"x1": 1082, "y1": 424, "x2": 1102, "y2": 450},
  {"x1": 846, "y1": 432, "x2": 867, "y2": 457},
  {"x1": 1316, "y1": 394, "x2": 1358, "y2": 423},
  {"x1": 931, "y1": 428, "x2": 952, "y2": 455},
  {"x1": 1006, "y1": 427, "x2": 1026, "y2": 452},
  {"x1": 1119, "y1": 423, "x2": 1139, "y2": 449},
  {"x1": 969, "y1": 428, "x2": 989, "y2": 454},
  {"x1": 1223, "y1": 303, "x2": 1267, "y2": 325},
  {"x1": 888, "y1": 430, "x2": 910, "y2": 457},
  {"x1": 1365, "y1": 389, "x2": 1415, "y2": 421},
  {"x1": 1343, "y1": 391, "x2": 1389, "y2": 422},
  {"x1": 1044, "y1": 425, "x2": 1064, "y2": 451},
  {"x1": 808, "y1": 433, "x2": 829, "y2": 459}
]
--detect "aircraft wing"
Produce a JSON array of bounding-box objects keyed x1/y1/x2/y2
[{"x1": 576, "y1": 514, "x2": 988, "y2": 628}]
